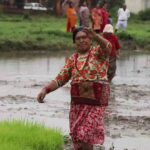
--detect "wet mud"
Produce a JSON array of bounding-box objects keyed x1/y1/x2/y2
[
  {"x1": 0, "y1": 51, "x2": 150, "y2": 150},
  {"x1": 0, "y1": 79, "x2": 150, "y2": 150}
]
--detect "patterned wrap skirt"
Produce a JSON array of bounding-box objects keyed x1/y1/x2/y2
[{"x1": 69, "y1": 83, "x2": 110, "y2": 150}]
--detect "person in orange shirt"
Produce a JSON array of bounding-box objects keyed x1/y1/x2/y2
[{"x1": 66, "y1": 1, "x2": 77, "y2": 32}]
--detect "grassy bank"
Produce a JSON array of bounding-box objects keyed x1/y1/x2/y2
[
  {"x1": 0, "y1": 14, "x2": 149, "y2": 51},
  {"x1": 117, "y1": 19, "x2": 150, "y2": 50},
  {"x1": 0, "y1": 120, "x2": 64, "y2": 150},
  {"x1": 0, "y1": 14, "x2": 72, "y2": 51}
]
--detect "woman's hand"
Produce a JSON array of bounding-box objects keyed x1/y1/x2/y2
[
  {"x1": 37, "y1": 88, "x2": 47, "y2": 103},
  {"x1": 83, "y1": 27, "x2": 96, "y2": 39},
  {"x1": 37, "y1": 80, "x2": 58, "y2": 103}
]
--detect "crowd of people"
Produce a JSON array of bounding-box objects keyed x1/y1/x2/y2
[
  {"x1": 65, "y1": 1, "x2": 110, "y2": 33},
  {"x1": 37, "y1": 1, "x2": 130, "y2": 150},
  {"x1": 65, "y1": 1, "x2": 130, "y2": 33}
]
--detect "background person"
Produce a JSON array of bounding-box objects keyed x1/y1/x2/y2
[
  {"x1": 91, "y1": 3, "x2": 103, "y2": 33},
  {"x1": 37, "y1": 27, "x2": 111, "y2": 150},
  {"x1": 103, "y1": 24, "x2": 121, "y2": 82},
  {"x1": 115, "y1": 4, "x2": 130, "y2": 32},
  {"x1": 78, "y1": 1, "x2": 90, "y2": 27},
  {"x1": 66, "y1": 1, "x2": 77, "y2": 32}
]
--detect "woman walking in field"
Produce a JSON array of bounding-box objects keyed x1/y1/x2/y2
[{"x1": 37, "y1": 27, "x2": 111, "y2": 150}]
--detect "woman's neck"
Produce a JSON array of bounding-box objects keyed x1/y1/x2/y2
[{"x1": 77, "y1": 49, "x2": 90, "y2": 56}]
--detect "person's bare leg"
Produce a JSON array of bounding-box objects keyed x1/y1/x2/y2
[
  {"x1": 80, "y1": 142, "x2": 93, "y2": 150},
  {"x1": 72, "y1": 140, "x2": 93, "y2": 150}
]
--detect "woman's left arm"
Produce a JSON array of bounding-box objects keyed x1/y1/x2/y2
[
  {"x1": 84, "y1": 28, "x2": 112, "y2": 55},
  {"x1": 93, "y1": 32, "x2": 112, "y2": 55}
]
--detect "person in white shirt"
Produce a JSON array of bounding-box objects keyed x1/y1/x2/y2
[{"x1": 115, "y1": 4, "x2": 130, "y2": 32}]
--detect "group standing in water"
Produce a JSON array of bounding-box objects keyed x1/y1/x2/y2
[
  {"x1": 65, "y1": 1, "x2": 110, "y2": 34},
  {"x1": 65, "y1": 1, "x2": 130, "y2": 33}
]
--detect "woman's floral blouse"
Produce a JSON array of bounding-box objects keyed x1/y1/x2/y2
[{"x1": 55, "y1": 45, "x2": 109, "y2": 86}]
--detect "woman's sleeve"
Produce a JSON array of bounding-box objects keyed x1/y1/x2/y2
[
  {"x1": 95, "y1": 44, "x2": 110, "y2": 60},
  {"x1": 54, "y1": 56, "x2": 73, "y2": 87}
]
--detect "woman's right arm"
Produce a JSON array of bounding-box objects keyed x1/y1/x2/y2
[
  {"x1": 94, "y1": 33, "x2": 112, "y2": 55},
  {"x1": 37, "y1": 80, "x2": 58, "y2": 103},
  {"x1": 83, "y1": 28, "x2": 112, "y2": 55},
  {"x1": 37, "y1": 56, "x2": 73, "y2": 103}
]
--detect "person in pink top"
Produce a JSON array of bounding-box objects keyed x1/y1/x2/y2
[{"x1": 37, "y1": 27, "x2": 112, "y2": 150}]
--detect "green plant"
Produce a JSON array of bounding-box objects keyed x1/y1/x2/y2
[
  {"x1": 0, "y1": 120, "x2": 64, "y2": 150},
  {"x1": 117, "y1": 32, "x2": 133, "y2": 40}
]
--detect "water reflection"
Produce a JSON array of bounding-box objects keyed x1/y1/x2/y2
[
  {"x1": 0, "y1": 51, "x2": 150, "y2": 85},
  {"x1": 114, "y1": 51, "x2": 150, "y2": 85}
]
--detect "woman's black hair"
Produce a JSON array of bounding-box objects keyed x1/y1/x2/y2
[{"x1": 72, "y1": 27, "x2": 84, "y2": 43}]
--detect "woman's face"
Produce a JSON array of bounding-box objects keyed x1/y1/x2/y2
[{"x1": 75, "y1": 31, "x2": 92, "y2": 54}]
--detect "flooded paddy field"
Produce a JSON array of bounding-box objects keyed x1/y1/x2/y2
[{"x1": 0, "y1": 50, "x2": 150, "y2": 150}]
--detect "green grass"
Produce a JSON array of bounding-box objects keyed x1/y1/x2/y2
[
  {"x1": 0, "y1": 14, "x2": 72, "y2": 51},
  {"x1": 128, "y1": 20, "x2": 150, "y2": 43},
  {"x1": 0, "y1": 14, "x2": 150, "y2": 51},
  {"x1": 0, "y1": 120, "x2": 64, "y2": 150},
  {"x1": 115, "y1": 20, "x2": 150, "y2": 49}
]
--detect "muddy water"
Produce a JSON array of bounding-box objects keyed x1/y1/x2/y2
[
  {"x1": 0, "y1": 50, "x2": 150, "y2": 150},
  {"x1": 115, "y1": 51, "x2": 150, "y2": 85}
]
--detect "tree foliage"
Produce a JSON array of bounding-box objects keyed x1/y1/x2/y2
[
  {"x1": 0, "y1": 0, "x2": 4, "y2": 4},
  {"x1": 15, "y1": 0, "x2": 24, "y2": 9},
  {"x1": 138, "y1": 9, "x2": 150, "y2": 21},
  {"x1": 91, "y1": 0, "x2": 125, "y2": 9},
  {"x1": 107, "y1": 0, "x2": 125, "y2": 8}
]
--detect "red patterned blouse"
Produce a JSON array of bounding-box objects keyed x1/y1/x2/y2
[{"x1": 55, "y1": 45, "x2": 109, "y2": 86}]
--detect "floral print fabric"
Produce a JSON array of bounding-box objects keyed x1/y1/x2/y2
[
  {"x1": 54, "y1": 45, "x2": 109, "y2": 149},
  {"x1": 70, "y1": 105, "x2": 106, "y2": 149},
  {"x1": 55, "y1": 45, "x2": 109, "y2": 86}
]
